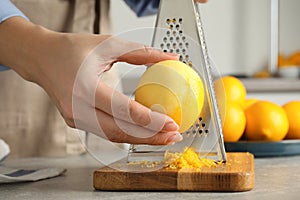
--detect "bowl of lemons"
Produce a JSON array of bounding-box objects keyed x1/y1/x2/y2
[
  {"x1": 278, "y1": 51, "x2": 300, "y2": 78},
  {"x1": 217, "y1": 76, "x2": 300, "y2": 157}
]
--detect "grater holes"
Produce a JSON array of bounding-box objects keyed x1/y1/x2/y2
[
  {"x1": 164, "y1": 17, "x2": 189, "y2": 65},
  {"x1": 160, "y1": 43, "x2": 164, "y2": 49},
  {"x1": 166, "y1": 18, "x2": 175, "y2": 23},
  {"x1": 163, "y1": 49, "x2": 167, "y2": 52},
  {"x1": 196, "y1": 128, "x2": 209, "y2": 136},
  {"x1": 179, "y1": 55, "x2": 183, "y2": 61},
  {"x1": 166, "y1": 18, "x2": 180, "y2": 24}
]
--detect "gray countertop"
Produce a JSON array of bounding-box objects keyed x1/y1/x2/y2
[{"x1": 1, "y1": 153, "x2": 300, "y2": 200}]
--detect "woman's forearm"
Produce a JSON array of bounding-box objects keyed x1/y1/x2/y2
[{"x1": 0, "y1": 17, "x2": 51, "y2": 81}]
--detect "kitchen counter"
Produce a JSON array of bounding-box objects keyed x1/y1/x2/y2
[{"x1": 1, "y1": 153, "x2": 300, "y2": 200}]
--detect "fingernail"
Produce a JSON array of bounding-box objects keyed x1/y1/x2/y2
[
  {"x1": 167, "y1": 133, "x2": 183, "y2": 144},
  {"x1": 163, "y1": 121, "x2": 179, "y2": 131}
]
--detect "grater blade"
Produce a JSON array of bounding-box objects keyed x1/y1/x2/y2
[{"x1": 128, "y1": 0, "x2": 226, "y2": 162}]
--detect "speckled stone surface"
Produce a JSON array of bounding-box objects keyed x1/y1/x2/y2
[{"x1": 1, "y1": 153, "x2": 300, "y2": 200}]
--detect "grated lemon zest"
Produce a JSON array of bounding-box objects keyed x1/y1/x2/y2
[
  {"x1": 127, "y1": 147, "x2": 221, "y2": 170},
  {"x1": 164, "y1": 147, "x2": 220, "y2": 170}
]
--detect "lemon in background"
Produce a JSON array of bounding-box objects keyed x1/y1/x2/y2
[
  {"x1": 214, "y1": 76, "x2": 247, "y2": 140},
  {"x1": 222, "y1": 102, "x2": 246, "y2": 142},
  {"x1": 214, "y1": 76, "x2": 246, "y2": 107},
  {"x1": 287, "y1": 51, "x2": 300, "y2": 66},
  {"x1": 283, "y1": 101, "x2": 300, "y2": 139},
  {"x1": 244, "y1": 100, "x2": 289, "y2": 141},
  {"x1": 278, "y1": 54, "x2": 286, "y2": 67},
  {"x1": 243, "y1": 98, "x2": 258, "y2": 110},
  {"x1": 135, "y1": 60, "x2": 204, "y2": 133}
]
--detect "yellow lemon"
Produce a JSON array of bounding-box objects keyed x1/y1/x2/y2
[
  {"x1": 288, "y1": 51, "x2": 300, "y2": 66},
  {"x1": 253, "y1": 70, "x2": 271, "y2": 78},
  {"x1": 243, "y1": 98, "x2": 258, "y2": 110},
  {"x1": 222, "y1": 102, "x2": 246, "y2": 142},
  {"x1": 278, "y1": 53, "x2": 286, "y2": 67},
  {"x1": 214, "y1": 76, "x2": 246, "y2": 107},
  {"x1": 244, "y1": 100, "x2": 289, "y2": 141},
  {"x1": 283, "y1": 101, "x2": 300, "y2": 139},
  {"x1": 135, "y1": 60, "x2": 204, "y2": 132}
]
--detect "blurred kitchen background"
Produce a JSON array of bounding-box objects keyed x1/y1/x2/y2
[{"x1": 109, "y1": 0, "x2": 300, "y2": 104}]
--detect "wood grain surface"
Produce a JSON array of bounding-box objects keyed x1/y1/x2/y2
[{"x1": 93, "y1": 152, "x2": 255, "y2": 192}]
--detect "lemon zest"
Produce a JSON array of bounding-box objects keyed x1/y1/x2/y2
[{"x1": 164, "y1": 147, "x2": 219, "y2": 170}]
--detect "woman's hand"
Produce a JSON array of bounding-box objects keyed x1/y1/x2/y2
[{"x1": 0, "y1": 17, "x2": 183, "y2": 145}]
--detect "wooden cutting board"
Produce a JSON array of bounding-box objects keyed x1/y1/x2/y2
[{"x1": 93, "y1": 152, "x2": 255, "y2": 192}]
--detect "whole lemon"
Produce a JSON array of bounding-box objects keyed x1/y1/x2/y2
[
  {"x1": 244, "y1": 100, "x2": 289, "y2": 141},
  {"x1": 288, "y1": 51, "x2": 300, "y2": 66},
  {"x1": 283, "y1": 101, "x2": 300, "y2": 139},
  {"x1": 222, "y1": 102, "x2": 246, "y2": 142},
  {"x1": 214, "y1": 76, "x2": 246, "y2": 107},
  {"x1": 278, "y1": 54, "x2": 286, "y2": 67},
  {"x1": 135, "y1": 60, "x2": 204, "y2": 132},
  {"x1": 243, "y1": 98, "x2": 258, "y2": 110}
]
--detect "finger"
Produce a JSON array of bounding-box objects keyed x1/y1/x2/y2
[
  {"x1": 94, "y1": 82, "x2": 179, "y2": 133},
  {"x1": 78, "y1": 105, "x2": 183, "y2": 145},
  {"x1": 101, "y1": 114, "x2": 182, "y2": 145},
  {"x1": 117, "y1": 46, "x2": 179, "y2": 65}
]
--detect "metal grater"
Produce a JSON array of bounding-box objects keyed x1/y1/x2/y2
[{"x1": 127, "y1": 0, "x2": 226, "y2": 162}]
